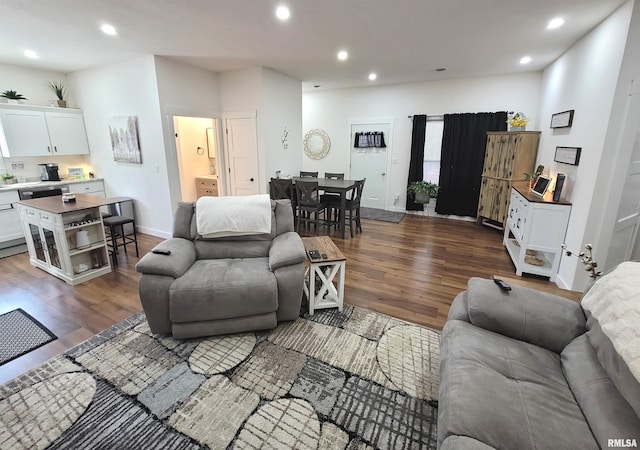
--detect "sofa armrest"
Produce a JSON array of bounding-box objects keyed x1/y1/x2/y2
[
  {"x1": 269, "y1": 232, "x2": 306, "y2": 271},
  {"x1": 466, "y1": 277, "x2": 587, "y2": 353},
  {"x1": 135, "y1": 238, "x2": 196, "y2": 278}
]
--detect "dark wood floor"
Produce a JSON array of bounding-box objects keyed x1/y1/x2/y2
[{"x1": 0, "y1": 214, "x2": 581, "y2": 384}]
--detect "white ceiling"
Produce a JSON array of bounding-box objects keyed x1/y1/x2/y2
[{"x1": 0, "y1": 0, "x2": 628, "y2": 91}]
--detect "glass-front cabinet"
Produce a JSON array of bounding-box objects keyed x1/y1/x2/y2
[{"x1": 17, "y1": 202, "x2": 111, "y2": 285}]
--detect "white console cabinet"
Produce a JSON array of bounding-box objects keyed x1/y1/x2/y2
[{"x1": 503, "y1": 187, "x2": 571, "y2": 282}]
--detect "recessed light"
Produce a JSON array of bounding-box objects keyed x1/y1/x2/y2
[
  {"x1": 520, "y1": 56, "x2": 532, "y2": 64},
  {"x1": 435, "y1": 68, "x2": 447, "y2": 72},
  {"x1": 24, "y1": 49, "x2": 39, "y2": 59},
  {"x1": 547, "y1": 17, "x2": 564, "y2": 29},
  {"x1": 337, "y1": 50, "x2": 348, "y2": 61},
  {"x1": 101, "y1": 24, "x2": 117, "y2": 36},
  {"x1": 275, "y1": 6, "x2": 290, "y2": 21},
  {"x1": 368, "y1": 73, "x2": 377, "y2": 81}
]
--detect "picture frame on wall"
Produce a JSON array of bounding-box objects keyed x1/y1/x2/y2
[
  {"x1": 108, "y1": 116, "x2": 142, "y2": 164},
  {"x1": 554, "y1": 146, "x2": 581, "y2": 165},
  {"x1": 550, "y1": 110, "x2": 575, "y2": 129}
]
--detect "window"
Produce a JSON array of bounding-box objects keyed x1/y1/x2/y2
[{"x1": 423, "y1": 118, "x2": 443, "y2": 185}]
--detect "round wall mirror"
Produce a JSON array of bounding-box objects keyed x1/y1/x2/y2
[{"x1": 304, "y1": 129, "x2": 331, "y2": 160}]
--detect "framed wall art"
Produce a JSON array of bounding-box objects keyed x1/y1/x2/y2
[
  {"x1": 109, "y1": 116, "x2": 142, "y2": 163},
  {"x1": 554, "y1": 146, "x2": 581, "y2": 165},
  {"x1": 550, "y1": 110, "x2": 575, "y2": 129}
]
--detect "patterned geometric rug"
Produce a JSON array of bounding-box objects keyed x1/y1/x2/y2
[
  {"x1": 0, "y1": 305, "x2": 440, "y2": 449},
  {"x1": 0, "y1": 309, "x2": 57, "y2": 365},
  {"x1": 360, "y1": 207, "x2": 406, "y2": 223}
]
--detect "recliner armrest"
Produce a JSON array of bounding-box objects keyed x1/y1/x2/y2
[
  {"x1": 466, "y1": 277, "x2": 587, "y2": 353},
  {"x1": 135, "y1": 238, "x2": 196, "y2": 279},
  {"x1": 269, "y1": 232, "x2": 306, "y2": 271}
]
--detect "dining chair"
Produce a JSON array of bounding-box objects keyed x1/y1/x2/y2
[
  {"x1": 299, "y1": 171, "x2": 319, "y2": 178},
  {"x1": 321, "y1": 172, "x2": 345, "y2": 224},
  {"x1": 326, "y1": 178, "x2": 366, "y2": 238},
  {"x1": 295, "y1": 180, "x2": 327, "y2": 234},
  {"x1": 270, "y1": 178, "x2": 296, "y2": 220}
]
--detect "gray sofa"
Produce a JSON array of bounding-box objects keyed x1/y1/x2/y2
[
  {"x1": 439, "y1": 266, "x2": 640, "y2": 449},
  {"x1": 136, "y1": 199, "x2": 306, "y2": 339}
]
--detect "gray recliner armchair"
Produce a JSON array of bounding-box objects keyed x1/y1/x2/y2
[{"x1": 136, "y1": 199, "x2": 306, "y2": 339}]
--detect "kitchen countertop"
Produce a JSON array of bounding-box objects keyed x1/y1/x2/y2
[
  {"x1": 0, "y1": 178, "x2": 104, "y2": 192},
  {"x1": 16, "y1": 193, "x2": 130, "y2": 214}
]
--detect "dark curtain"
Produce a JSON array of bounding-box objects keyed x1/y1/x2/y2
[
  {"x1": 435, "y1": 112, "x2": 507, "y2": 217},
  {"x1": 406, "y1": 115, "x2": 427, "y2": 211}
]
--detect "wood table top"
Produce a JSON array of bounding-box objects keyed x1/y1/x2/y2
[
  {"x1": 16, "y1": 194, "x2": 133, "y2": 214},
  {"x1": 302, "y1": 236, "x2": 346, "y2": 262}
]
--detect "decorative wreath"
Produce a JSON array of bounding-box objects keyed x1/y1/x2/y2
[{"x1": 304, "y1": 129, "x2": 331, "y2": 160}]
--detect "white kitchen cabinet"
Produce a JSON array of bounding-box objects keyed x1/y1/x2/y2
[
  {"x1": 0, "y1": 190, "x2": 23, "y2": 245},
  {"x1": 503, "y1": 187, "x2": 572, "y2": 282},
  {"x1": 68, "y1": 180, "x2": 106, "y2": 197},
  {"x1": 0, "y1": 105, "x2": 90, "y2": 157}
]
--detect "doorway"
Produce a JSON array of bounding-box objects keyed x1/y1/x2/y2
[
  {"x1": 173, "y1": 116, "x2": 221, "y2": 202},
  {"x1": 349, "y1": 118, "x2": 394, "y2": 209}
]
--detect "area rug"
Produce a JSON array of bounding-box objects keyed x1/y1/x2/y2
[
  {"x1": 0, "y1": 305, "x2": 440, "y2": 450},
  {"x1": 0, "y1": 309, "x2": 57, "y2": 365},
  {"x1": 360, "y1": 207, "x2": 405, "y2": 223}
]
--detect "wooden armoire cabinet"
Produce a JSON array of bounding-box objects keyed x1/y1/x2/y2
[{"x1": 477, "y1": 131, "x2": 540, "y2": 228}]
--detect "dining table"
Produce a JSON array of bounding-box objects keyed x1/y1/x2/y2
[{"x1": 292, "y1": 177, "x2": 358, "y2": 239}]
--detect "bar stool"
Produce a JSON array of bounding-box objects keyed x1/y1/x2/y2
[{"x1": 103, "y1": 199, "x2": 138, "y2": 266}]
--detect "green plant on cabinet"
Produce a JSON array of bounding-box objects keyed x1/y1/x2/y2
[{"x1": 407, "y1": 180, "x2": 440, "y2": 204}]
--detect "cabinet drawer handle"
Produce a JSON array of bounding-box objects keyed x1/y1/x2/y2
[
  {"x1": 54, "y1": 146, "x2": 58, "y2": 152},
  {"x1": 47, "y1": 146, "x2": 51, "y2": 153},
  {"x1": 516, "y1": 218, "x2": 521, "y2": 229}
]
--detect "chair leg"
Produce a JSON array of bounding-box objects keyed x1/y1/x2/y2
[
  {"x1": 132, "y1": 223, "x2": 139, "y2": 257},
  {"x1": 120, "y1": 224, "x2": 128, "y2": 254}
]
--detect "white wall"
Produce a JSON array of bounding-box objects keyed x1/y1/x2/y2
[
  {"x1": 592, "y1": 1, "x2": 640, "y2": 272},
  {"x1": 154, "y1": 56, "x2": 220, "y2": 214},
  {"x1": 68, "y1": 56, "x2": 172, "y2": 238},
  {"x1": 0, "y1": 63, "x2": 70, "y2": 107},
  {"x1": 303, "y1": 72, "x2": 542, "y2": 210},
  {"x1": 261, "y1": 69, "x2": 303, "y2": 181},
  {"x1": 219, "y1": 67, "x2": 303, "y2": 192},
  {"x1": 537, "y1": 1, "x2": 634, "y2": 290}
]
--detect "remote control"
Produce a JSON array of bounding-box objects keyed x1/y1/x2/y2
[
  {"x1": 493, "y1": 277, "x2": 512, "y2": 291},
  {"x1": 152, "y1": 249, "x2": 171, "y2": 255},
  {"x1": 308, "y1": 249, "x2": 320, "y2": 259}
]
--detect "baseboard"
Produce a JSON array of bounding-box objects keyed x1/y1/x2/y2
[{"x1": 136, "y1": 226, "x2": 171, "y2": 240}]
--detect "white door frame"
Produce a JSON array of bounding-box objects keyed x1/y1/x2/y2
[
  {"x1": 221, "y1": 111, "x2": 260, "y2": 196},
  {"x1": 347, "y1": 117, "x2": 395, "y2": 210}
]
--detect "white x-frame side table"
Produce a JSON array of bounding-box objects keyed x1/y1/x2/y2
[{"x1": 302, "y1": 236, "x2": 346, "y2": 315}]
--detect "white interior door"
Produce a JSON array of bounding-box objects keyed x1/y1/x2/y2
[
  {"x1": 223, "y1": 113, "x2": 260, "y2": 196},
  {"x1": 605, "y1": 93, "x2": 640, "y2": 269},
  {"x1": 349, "y1": 119, "x2": 393, "y2": 209}
]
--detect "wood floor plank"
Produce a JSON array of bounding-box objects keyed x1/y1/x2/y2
[{"x1": 0, "y1": 214, "x2": 582, "y2": 384}]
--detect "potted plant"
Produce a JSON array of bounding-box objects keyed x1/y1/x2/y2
[
  {"x1": 407, "y1": 180, "x2": 439, "y2": 204},
  {"x1": 2, "y1": 173, "x2": 16, "y2": 185},
  {"x1": 48, "y1": 81, "x2": 67, "y2": 107},
  {"x1": 524, "y1": 164, "x2": 545, "y2": 188},
  {"x1": 1, "y1": 90, "x2": 28, "y2": 104}
]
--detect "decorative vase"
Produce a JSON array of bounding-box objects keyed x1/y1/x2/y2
[
  {"x1": 57, "y1": 100, "x2": 67, "y2": 108},
  {"x1": 511, "y1": 126, "x2": 526, "y2": 131}
]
